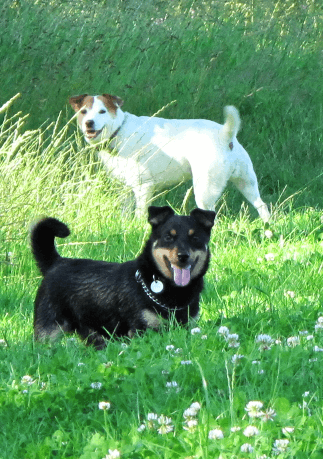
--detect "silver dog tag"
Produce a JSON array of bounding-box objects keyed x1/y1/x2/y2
[{"x1": 150, "y1": 279, "x2": 164, "y2": 294}]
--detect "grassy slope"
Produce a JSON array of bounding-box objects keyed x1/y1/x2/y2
[{"x1": 0, "y1": 0, "x2": 323, "y2": 457}]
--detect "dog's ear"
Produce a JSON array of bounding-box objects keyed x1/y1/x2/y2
[
  {"x1": 148, "y1": 206, "x2": 174, "y2": 227},
  {"x1": 69, "y1": 94, "x2": 89, "y2": 111},
  {"x1": 102, "y1": 94, "x2": 124, "y2": 108},
  {"x1": 190, "y1": 208, "x2": 216, "y2": 231}
]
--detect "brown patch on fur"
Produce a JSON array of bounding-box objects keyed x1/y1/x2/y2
[
  {"x1": 69, "y1": 95, "x2": 95, "y2": 126},
  {"x1": 188, "y1": 229, "x2": 195, "y2": 236},
  {"x1": 170, "y1": 229, "x2": 177, "y2": 236},
  {"x1": 152, "y1": 247, "x2": 179, "y2": 278},
  {"x1": 142, "y1": 309, "x2": 162, "y2": 329},
  {"x1": 190, "y1": 249, "x2": 208, "y2": 279},
  {"x1": 99, "y1": 94, "x2": 124, "y2": 115}
]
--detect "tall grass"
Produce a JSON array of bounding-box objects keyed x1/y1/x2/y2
[
  {"x1": 0, "y1": 0, "x2": 323, "y2": 457},
  {"x1": 1, "y1": 0, "x2": 322, "y2": 209}
]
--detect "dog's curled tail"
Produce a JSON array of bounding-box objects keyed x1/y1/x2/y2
[
  {"x1": 221, "y1": 106, "x2": 241, "y2": 143},
  {"x1": 30, "y1": 217, "x2": 70, "y2": 276}
]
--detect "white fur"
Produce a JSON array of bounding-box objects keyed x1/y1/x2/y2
[{"x1": 71, "y1": 95, "x2": 270, "y2": 222}]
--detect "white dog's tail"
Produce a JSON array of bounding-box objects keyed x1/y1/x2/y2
[{"x1": 221, "y1": 106, "x2": 241, "y2": 143}]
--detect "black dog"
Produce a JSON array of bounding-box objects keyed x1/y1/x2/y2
[{"x1": 31, "y1": 206, "x2": 215, "y2": 349}]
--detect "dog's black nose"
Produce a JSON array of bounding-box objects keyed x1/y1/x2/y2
[
  {"x1": 178, "y1": 253, "x2": 190, "y2": 264},
  {"x1": 85, "y1": 120, "x2": 95, "y2": 129}
]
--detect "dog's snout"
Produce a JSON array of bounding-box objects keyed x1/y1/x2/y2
[
  {"x1": 85, "y1": 120, "x2": 95, "y2": 129},
  {"x1": 178, "y1": 253, "x2": 190, "y2": 264}
]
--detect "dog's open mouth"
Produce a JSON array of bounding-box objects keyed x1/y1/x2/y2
[{"x1": 85, "y1": 128, "x2": 103, "y2": 140}]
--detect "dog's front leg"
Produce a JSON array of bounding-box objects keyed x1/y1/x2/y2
[{"x1": 133, "y1": 183, "x2": 154, "y2": 219}]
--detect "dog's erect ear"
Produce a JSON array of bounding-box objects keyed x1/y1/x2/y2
[
  {"x1": 190, "y1": 208, "x2": 216, "y2": 231},
  {"x1": 102, "y1": 94, "x2": 124, "y2": 108},
  {"x1": 148, "y1": 206, "x2": 175, "y2": 227},
  {"x1": 69, "y1": 94, "x2": 89, "y2": 111}
]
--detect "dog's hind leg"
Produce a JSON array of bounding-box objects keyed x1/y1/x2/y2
[{"x1": 230, "y1": 174, "x2": 270, "y2": 223}]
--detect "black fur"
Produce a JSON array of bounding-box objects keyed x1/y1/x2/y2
[{"x1": 31, "y1": 206, "x2": 215, "y2": 349}]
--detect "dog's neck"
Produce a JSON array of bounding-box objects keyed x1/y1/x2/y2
[
  {"x1": 109, "y1": 115, "x2": 127, "y2": 141},
  {"x1": 135, "y1": 269, "x2": 188, "y2": 312}
]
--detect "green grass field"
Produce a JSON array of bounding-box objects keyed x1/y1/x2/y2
[{"x1": 1, "y1": 0, "x2": 323, "y2": 457}]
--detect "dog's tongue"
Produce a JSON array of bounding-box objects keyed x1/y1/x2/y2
[{"x1": 172, "y1": 265, "x2": 191, "y2": 287}]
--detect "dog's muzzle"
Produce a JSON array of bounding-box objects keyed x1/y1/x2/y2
[{"x1": 85, "y1": 128, "x2": 103, "y2": 140}]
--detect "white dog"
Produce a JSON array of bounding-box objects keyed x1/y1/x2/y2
[{"x1": 69, "y1": 94, "x2": 270, "y2": 222}]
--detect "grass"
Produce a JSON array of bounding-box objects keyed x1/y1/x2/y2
[{"x1": 1, "y1": 0, "x2": 323, "y2": 457}]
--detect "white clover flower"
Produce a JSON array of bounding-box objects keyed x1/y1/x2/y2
[
  {"x1": 264, "y1": 229, "x2": 273, "y2": 239},
  {"x1": 307, "y1": 335, "x2": 314, "y2": 340},
  {"x1": 158, "y1": 414, "x2": 173, "y2": 425},
  {"x1": 78, "y1": 362, "x2": 85, "y2": 367},
  {"x1": 315, "y1": 323, "x2": 323, "y2": 331},
  {"x1": 103, "y1": 449, "x2": 121, "y2": 459},
  {"x1": 230, "y1": 426, "x2": 241, "y2": 432},
  {"x1": 201, "y1": 334, "x2": 208, "y2": 340},
  {"x1": 243, "y1": 425, "x2": 260, "y2": 437},
  {"x1": 208, "y1": 428, "x2": 224, "y2": 440},
  {"x1": 282, "y1": 427, "x2": 295, "y2": 435},
  {"x1": 264, "y1": 253, "x2": 276, "y2": 261},
  {"x1": 91, "y1": 382, "x2": 102, "y2": 389},
  {"x1": 166, "y1": 381, "x2": 178, "y2": 388},
  {"x1": 166, "y1": 345, "x2": 175, "y2": 351},
  {"x1": 287, "y1": 336, "x2": 300, "y2": 347},
  {"x1": 232, "y1": 354, "x2": 244, "y2": 364},
  {"x1": 256, "y1": 334, "x2": 273, "y2": 351},
  {"x1": 298, "y1": 330, "x2": 308, "y2": 336},
  {"x1": 147, "y1": 413, "x2": 158, "y2": 429},
  {"x1": 218, "y1": 326, "x2": 230, "y2": 336},
  {"x1": 313, "y1": 345, "x2": 323, "y2": 352},
  {"x1": 157, "y1": 424, "x2": 173, "y2": 434},
  {"x1": 260, "y1": 408, "x2": 276, "y2": 422},
  {"x1": 284, "y1": 290, "x2": 296, "y2": 298},
  {"x1": 256, "y1": 334, "x2": 273, "y2": 343},
  {"x1": 137, "y1": 424, "x2": 146, "y2": 432},
  {"x1": 189, "y1": 402, "x2": 201, "y2": 412},
  {"x1": 272, "y1": 439, "x2": 290, "y2": 455},
  {"x1": 0, "y1": 339, "x2": 7, "y2": 347},
  {"x1": 240, "y1": 443, "x2": 254, "y2": 453},
  {"x1": 302, "y1": 391, "x2": 310, "y2": 397},
  {"x1": 183, "y1": 419, "x2": 198, "y2": 432},
  {"x1": 183, "y1": 408, "x2": 198, "y2": 418},
  {"x1": 317, "y1": 316, "x2": 323, "y2": 324},
  {"x1": 245, "y1": 400, "x2": 264, "y2": 418},
  {"x1": 191, "y1": 327, "x2": 201, "y2": 335},
  {"x1": 181, "y1": 360, "x2": 192, "y2": 365},
  {"x1": 98, "y1": 401, "x2": 111, "y2": 411},
  {"x1": 21, "y1": 375, "x2": 34, "y2": 385},
  {"x1": 157, "y1": 415, "x2": 173, "y2": 434},
  {"x1": 226, "y1": 333, "x2": 240, "y2": 348}
]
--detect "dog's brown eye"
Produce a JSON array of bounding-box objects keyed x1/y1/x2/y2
[
  {"x1": 81, "y1": 109, "x2": 87, "y2": 115},
  {"x1": 99, "y1": 109, "x2": 106, "y2": 114}
]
